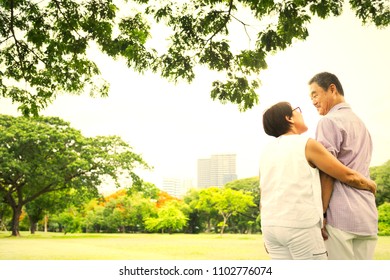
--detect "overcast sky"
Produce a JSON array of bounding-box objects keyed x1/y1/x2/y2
[{"x1": 1, "y1": 5, "x2": 389, "y2": 189}]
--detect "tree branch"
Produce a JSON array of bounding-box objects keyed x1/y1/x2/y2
[
  {"x1": 52, "y1": 0, "x2": 85, "y2": 40},
  {"x1": 9, "y1": 0, "x2": 25, "y2": 70},
  {"x1": 205, "y1": 0, "x2": 234, "y2": 45}
]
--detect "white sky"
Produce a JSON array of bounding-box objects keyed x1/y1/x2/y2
[{"x1": 1, "y1": 5, "x2": 389, "y2": 189}]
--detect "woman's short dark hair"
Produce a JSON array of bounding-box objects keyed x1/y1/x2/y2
[{"x1": 262, "y1": 102, "x2": 293, "y2": 137}]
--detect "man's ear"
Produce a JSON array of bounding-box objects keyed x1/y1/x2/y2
[{"x1": 329, "y1": 84, "x2": 337, "y2": 94}]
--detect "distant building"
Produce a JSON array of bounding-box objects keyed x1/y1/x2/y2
[
  {"x1": 197, "y1": 154, "x2": 237, "y2": 188},
  {"x1": 197, "y1": 158, "x2": 211, "y2": 189},
  {"x1": 162, "y1": 177, "x2": 193, "y2": 198}
]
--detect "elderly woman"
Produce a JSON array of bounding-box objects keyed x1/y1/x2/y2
[{"x1": 259, "y1": 101, "x2": 376, "y2": 260}]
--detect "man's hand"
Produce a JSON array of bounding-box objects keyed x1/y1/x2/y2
[
  {"x1": 321, "y1": 218, "x2": 328, "y2": 241},
  {"x1": 368, "y1": 180, "x2": 377, "y2": 195},
  {"x1": 263, "y1": 242, "x2": 269, "y2": 254}
]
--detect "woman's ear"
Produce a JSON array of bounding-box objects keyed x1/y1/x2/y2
[{"x1": 285, "y1": 115, "x2": 294, "y2": 124}]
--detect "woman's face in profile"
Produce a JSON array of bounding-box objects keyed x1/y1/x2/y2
[{"x1": 291, "y1": 107, "x2": 308, "y2": 134}]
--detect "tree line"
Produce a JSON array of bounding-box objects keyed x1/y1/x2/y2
[
  {"x1": 38, "y1": 179, "x2": 259, "y2": 235},
  {"x1": 0, "y1": 114, "x2": 259, "y2": 236},
  {"x1": 1, "y1": 114, "x2": 389, "y2": 236}
]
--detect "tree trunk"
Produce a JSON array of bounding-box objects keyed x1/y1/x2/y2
[
  {"x1": 220, "y1": 217, "x2": 227, "y2": 235},
  {"x1": 30, "y1": 222, "x2": 37, "y2": 234},
  {"x1": 44, "y1": 215, "x2": 48, "y2": 232},
  {"x1": 11, "y1": 205, "x2": 23, "y2": 237},
  {"x1": 29, "y1": 215, "x2": 37, "y2": 234},
  {"x1": 206, "y1": 218, "x2": 211, "y2": 233},
  {"x1": 220, "y1": 213, "x2": 231, "y2": 236}
]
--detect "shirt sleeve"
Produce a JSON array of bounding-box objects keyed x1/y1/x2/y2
[{"x1": 315, "y1": 117, "x2": 342, "y2": 158}]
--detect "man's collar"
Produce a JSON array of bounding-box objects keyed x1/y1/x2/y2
[{"x1": 329, "y1": 102, "x2": 350, "y2": 113}]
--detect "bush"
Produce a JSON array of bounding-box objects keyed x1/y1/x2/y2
[{"x1": 378, "y1": 203, "x2": 390, "y2": 236}]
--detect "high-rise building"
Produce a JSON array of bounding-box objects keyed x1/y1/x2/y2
[
  {"x1": 162, "y1": 177, "x2": 193, "y2": 198},
  {"x1": 197, "y1": 154, "x2": 237, "y2": 188},
  {"x1": 197, "y1": 158, "x2": 211, "y2": 188}
]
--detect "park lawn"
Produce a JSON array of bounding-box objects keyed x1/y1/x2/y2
[
  {"x1": 0, "y1": 232, "x2": 269, "y2": 260},
  {"x1": 0, "y1": 232, "x2": 389, "y2": 260}
]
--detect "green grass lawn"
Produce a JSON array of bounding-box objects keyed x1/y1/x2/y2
[{"x1": 0, "y1": 231, "x2": 389, "y2": 260}]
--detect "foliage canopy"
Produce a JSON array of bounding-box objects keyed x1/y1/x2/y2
[{"x1": 1, "y1": 0, "x2": 388, "y2": 115}]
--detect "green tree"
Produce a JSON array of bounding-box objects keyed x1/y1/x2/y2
[
  {"x1": 1, "y1": 1, "x2": 388, "y2": 115},
  {"x1": 0, "y1": 114, "x2": 149, "y2": 236},
  {"x1": 378, "y1": 202, "x2": 390, "y2": 236},
  {"x1": 25, "y1": 185, "x2": 94, "y2": 234},
  {"x1": 82, "y1": 191, "x2": 156, "y2": 233},
  {"x1": 101, "y1": 198, "x2": 126, "y2": 232},
  {"x1": 225, "y1": 177, "x2": 260, "y2": 233},
  {"x1": 25, "y1": 193, "x2": 59, "y2": 234},
  {"x1": 123, "y1": 192, "x2": 157, "y2": 232},
  {"x1": 370, "y1": 160, "x2": 390, "y2": 206},
  {"x1": 225, "y1": 177, "x2": 260, "y2": 203},
  {"x1": 214, "y1": 188, "x2": 255, "y2": 235},
  {"x1": 0, "y1": 199, "x2": 11, "y2": 231},
  {"x1": 195, "y1": 187, "x2": 220, "y2": 232},
  {"x1": 182, "y1": 188, "x2": 205, "y2": 233},
  {"x1": 56, "y1": 207, "x2": 83, "y2": 234},
  {"x1": 144, "y1": 200, "x2": 188, "y2": 234},
  {"x1": 84, "y1": 203, "x2": 106, "y2": 233},
  {"x1": 127, "y1": 181, "x2": 160, "y2": 200}
]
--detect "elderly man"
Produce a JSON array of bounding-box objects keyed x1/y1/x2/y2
[{"x1": 308, "y1": 72, "x2": 378, "y2": 260}]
